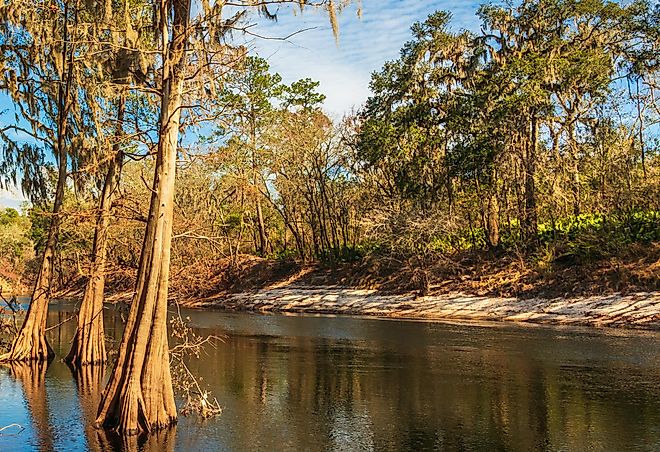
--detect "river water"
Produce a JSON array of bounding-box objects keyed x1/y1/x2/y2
[{"x1": 0, "y1": 300, "x2": 659, "y2": 451}]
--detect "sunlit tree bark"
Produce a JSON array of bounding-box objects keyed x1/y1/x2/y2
[
  {"x1": 0, "y1": 0, "x2": 76, "y2": 360},
  {"x1": 95, "y1": 0, "x2": 189, "y2": 434},
  {"x1": 66, "y1": 95, "x2": 126, "y2": 366}
]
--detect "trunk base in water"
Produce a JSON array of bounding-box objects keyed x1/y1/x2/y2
[
  {"x1": 0, "y1": 335, "x2": 54, "y2": 363},
  {"x1": 94, "y1": 295, "x2": 178, "y2": 435},
  {"x1": 95, "y1": 0, "x2": 187, "y2": 435},
  {"x1": 0, "y1": 291, "x2": 54, "y2": 363},
  {"x1": 95, "y1": 366, "x2": 178, "y2": 435},
  {"x1": 65, "y1": 277, "x2": 107, "y2": 366},
  {"x1": 65, "y1": 330, "x2": 106, "y2": 366}
]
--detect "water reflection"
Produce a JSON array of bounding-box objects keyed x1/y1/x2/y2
[
  {"x1": 102, "y1": 426, "x2": 177, "y2": 452},
  {"x1": 69, "y1": 364, "x2": 110, "y2": 451},
  {"x1": 175, "y1": 313, "x2": 660, "y2": 451},
  {"x1": 9, "y1": 361, "x2": 54, "y2": 451},
  {"x1": 0, "y1": 303, "x2": 658, "y2": 451},
  {"x1": 68, "y1": 363, "x2": 177, "y2": 452}
]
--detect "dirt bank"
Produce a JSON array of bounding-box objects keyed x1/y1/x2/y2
[
  {"x1": 44, "y1": 247, "x2": 660, "y2": 329},
  {"x1": 182, "y1": 286, "x2": 660, "y2": 330}
]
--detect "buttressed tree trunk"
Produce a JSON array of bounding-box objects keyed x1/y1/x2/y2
[
  {"x1": 0, "y1": 0, "x2": 76, "y2": 363},
  {"x1": 95, "y1": 0, "x2": 190, "y2": 435},
  {"x1": 66, "y1": 96, "x2": 126, "y2": 366},
  {"x1": 0, "y1": 148, "x2": 67, "y2": 362}
]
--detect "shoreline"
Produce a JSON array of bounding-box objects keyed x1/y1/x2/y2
[{"x1": 181, "y1": 286, "x2": 660, "y2": 330}]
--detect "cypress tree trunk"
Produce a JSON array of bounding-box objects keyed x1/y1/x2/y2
[
  {"x1": 0, "y1": 148, "x2": 67, "y2": 362},
  {"x1": 524, "y1": 113, "x2": 539, "y2": 242},
  {"x1": 95, "y1": 0, "x2": 189, "y2": 435},
  {"x1": 0, "y1": 0, "x2": 75, "y2": 363},
  {"x1": 66, "y1": 95, "x2": 125, "y2": 366}
]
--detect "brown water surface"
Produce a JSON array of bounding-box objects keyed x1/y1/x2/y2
[{"x1": 0, "y1": 299, "x2": 658, "y2": 451}]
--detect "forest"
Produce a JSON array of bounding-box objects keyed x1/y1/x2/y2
[{"x1": 0, "y1": 0, "x2": 658, "y2": 439}]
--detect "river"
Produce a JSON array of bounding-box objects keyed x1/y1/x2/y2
[{"x1": 1, "y1": 300, "x2": 659, "y2": 451}]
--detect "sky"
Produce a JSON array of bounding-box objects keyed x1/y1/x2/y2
[
  {"x1": 0, "y1": 0, "x2": 494, "y2": 209},
  {"x1": 249, "y1": 0, "x2": 489, "y2": 116},
  {"x1": 0, "y1": 187, "x2": 23, "y2": 210}
]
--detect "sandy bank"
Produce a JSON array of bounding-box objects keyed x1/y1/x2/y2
[{"x1": 183, "y1": 286, "x2": 660, "y2": 329}]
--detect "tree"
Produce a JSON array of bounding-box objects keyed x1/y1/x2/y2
[
  {"x1": 0, "y1": 0, "x2": 97, "y2": 362},
  {"x1": 65, "y1": 94, "x2": 125, "y2": 366},
  {"x1": 356, "y1": 1, "x2": 658, "y2": 257},
  {"x1": 211, "y1": 56, "x2": 337, "y2": 260},
  {"x1": 95, "y1": 0, "x2": 354, "y2": 435},
  {"x1": 94, "y1": 0, "x2": 189, "y2": 433},
  {"x1": 266, "y1": 91, "x2": 361, "y2": 262},
  {"x1": 214, "y1": 56, "x2": 285, "y2": 256},
  {"x1": 66, "y1": 0, "x2": 154, "y2": 366}
]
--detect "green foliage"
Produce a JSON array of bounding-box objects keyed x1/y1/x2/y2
[
  {"x1": 271, "y1": 248, "x2": 299, "y2": 261},
  {"x1": 0, "y1": 207, "x2": 19, "y2": 225},
  {"x1": 219, "y1": 212, "x2": 243, "y2": 234},
  {"x1": 369, "y1": 208, "x2": 659, "y2": 269},
  {"x1": 537, "y1": 211, "x2": 660, "y2": 261},
  {"x1": 283, "y1": 78, "x2": 326, "y2": 111},
  {"x1": 0, "y1": 207, "x2": 33, "y2": 262},
  {"x1": 27, "y1": 205, "x2": 51, "y2": 255},
  {"x1": 355, "y1": 0, "x2": 659, "y2": 261},
  {"x1": 537, "y1": 212, "x2": 660, "y2": 245}
]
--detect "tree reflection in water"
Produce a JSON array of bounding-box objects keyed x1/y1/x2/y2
[
  {"x1": 69, "y1": 363, "x2": 110, "y2": 451},
  {"x1": 9, "y1": 361, "x2": 54, "y2": 451},
  {"x1": 1, "y1": 305, "x2": 657, "y2": 451},
  {"x1": 68, "y1": 363, "x2": 177, "y2": 451}
]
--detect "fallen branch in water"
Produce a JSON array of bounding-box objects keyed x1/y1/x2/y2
[
  {"x1": 45, "y1": 314, "x2": 77, "y2": 332},
  {"x1": 0, "y1": 287, "x2": 20, "y2": 334},
  {"x1": 178, "y1": 358, "x2": 223, "y2": 419},
  {"x1": 169, "y1": 301, "x2": 225, "y2": 419},
  {"x1": 0, "y1": 423, "x2": 25, "y2": 436}
]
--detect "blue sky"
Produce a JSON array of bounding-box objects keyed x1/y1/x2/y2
[
  {"x1": 0, "y1": 1, "x2": 493, "y2": 208},
  {"x1": 249, "y1": 1, "x2": 489, "y2": 115}
]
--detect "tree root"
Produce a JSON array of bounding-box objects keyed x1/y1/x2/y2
[{"x1": 0, "y1": 330, "x2": 54, "y2": 363}]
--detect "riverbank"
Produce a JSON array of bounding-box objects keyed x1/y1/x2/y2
[
  {"x1": 182, "y1": 286, "x2": 660, "y2": 330},
  {"x1": 13, "y1": 245, "x2": 660, "y2": 330}
]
